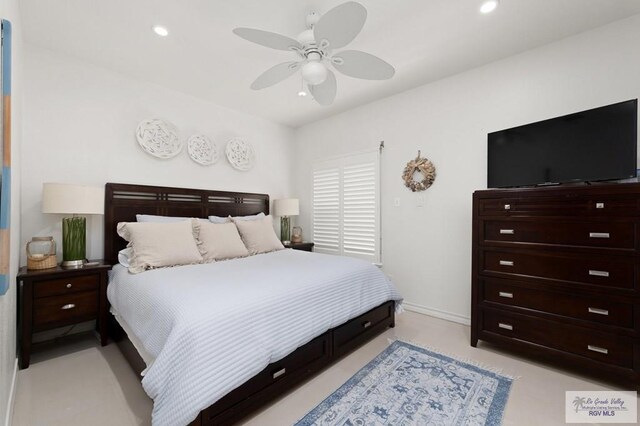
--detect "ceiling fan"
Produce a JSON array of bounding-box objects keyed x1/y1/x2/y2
[{"x1": 233, "y1": 1, "x2": 395, "y2": 106}]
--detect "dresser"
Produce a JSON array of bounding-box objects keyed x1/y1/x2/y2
[
  {"x1": 17, "y1": 261, "x2": 111, "y2": 368},
  {"x1": 471, "y1": 183, "x2": 640, "y2": 385}
]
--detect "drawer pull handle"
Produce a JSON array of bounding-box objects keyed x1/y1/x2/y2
[
  {"x1": 61, "y1": 304, "x2": 76, "y2": 310},
  {"x1": 588, "y1": 270, "x2": 609, "y2": 277},
  {"x1": 362, "y1": 321, "x2": 372, "y2": 329},
  {"x1": 499, "y1": 260, "x2": 514, "y2": 266},
  {"x1": 499, "y1": 229, "x2": 514, "y2": 235},
  {"x1": 66, "y1": 283, "x2": 72, "y2": 289},
  {"x1": 504, "y1": 204, "x2": 511, "y2": 210},
  {"x1": 498, "y1": 323, "x2": 513, "y2": 331},
  {"x1": 272, "y1": 368, "x2": 286, "y2": 379},
  {"x1": 587, "y1": 345, "x2": 608, "y2": 355},
  {"x1": 595, "y1": 202, "x2": 605, "y2": 209},
  {"x1": 589, "y1": 232, "x2": 610, "y2": 239},
  {"x1": 498, "y1": 292, "x2": 513, "y2": 299},
  {"x1": 588, "y1": 307, "x2": 609, "y2": 316}
]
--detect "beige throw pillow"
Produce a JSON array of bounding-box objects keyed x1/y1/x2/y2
[
  {"x1": 199, "y1": 222, "x2": 249, "y2": 262},
  {"x1": 117, "y1": 219, "x2": 204, "y2": 274},
  {"x1": 233, "y1": 215, "x2": 284, "y2": 255}
]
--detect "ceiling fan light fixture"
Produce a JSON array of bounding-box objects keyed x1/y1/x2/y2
[
  {"x1": 302, "y1": 61, "x2": 328, "y2": 85},
  {"x1": 480, "y1": 0, "x2": 499, "y2": 14}
]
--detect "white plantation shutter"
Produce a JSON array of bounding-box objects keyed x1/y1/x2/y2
[{"x1": 313, "y1": 151, "x2": 380, "y2": 263}]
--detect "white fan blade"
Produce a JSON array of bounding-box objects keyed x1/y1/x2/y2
[
  {"x1": 332, "y1": 50, "x2": 395, "y2": 80},
  {"x1": 309, "y1": 70, "x2": 337, "y2": 106},
  {"x1": 233, "y1": 28, "x2": 302, "y2": 51},
  {"x1": 250, "y1": 62, "x2": 301, "y2": 90},
  {"x1": 314, "y1": 2, "x2": 367, "y2": 50}
]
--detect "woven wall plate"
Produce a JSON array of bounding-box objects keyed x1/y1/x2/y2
[
  {"x1": 188, "y1": 134, "x2": 218, "y2": 166},
  {"x1": 225, "y1": 138, "x2": 255, "y2": 171},
  {"x1": 136, "y1": 118, "x2": 182, "y2": 159}
]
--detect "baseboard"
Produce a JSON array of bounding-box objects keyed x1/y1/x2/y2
[
  {"x1": 4, "y1": 358, "x2": 17, "y2": 426},
  {"x1": 403, "y1": 301, "x2": 471, "y2": 326}
]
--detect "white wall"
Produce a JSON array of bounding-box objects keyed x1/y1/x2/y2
[
  {"x1": 294, "y1": 15, "x2": 640, "y2": 323},
  {"x1": 22, "y1": 45, "x2": 295, "y2": 263},
  {"x1": 0, "y1": 0, "x2": 22, "y2": 422}
]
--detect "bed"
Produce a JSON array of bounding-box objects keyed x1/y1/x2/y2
[{"x1": 104, "y1": 183, "x2": 401, "y2": 426}]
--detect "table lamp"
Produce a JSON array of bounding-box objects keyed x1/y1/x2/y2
[
  {"x1": 42, "y1": 183, "x2": 104, "y2": 268},
  {"x1": 273, "y1": 198, "x2": 299, "y2": 244}
]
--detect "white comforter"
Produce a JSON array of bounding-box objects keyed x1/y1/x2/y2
[{"x1": 107, "y1": 249, "x2": 402, "y2": 426}]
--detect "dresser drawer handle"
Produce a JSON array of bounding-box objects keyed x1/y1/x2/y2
[
  {"x1": 498, "y1": 322, "x2": 513, "y2": 331},
  {"x1": 499, "y1": 229, "x2": 514, "y2": 235},
  {"x1": 362, "y1": 321, "x2": 372, "y2": 329},
  {"x1": 504, "y1": 204, "x2": 511, "y2": 210},
  {"x1": 587, "y1": 345, "x2": 608, "y2": 355},
  {"x1": 61, "y1": 304, "x2": 76, "y2": 310},
  {"x1": 66, "y1": 283, "x2": 72, "y2": 289},
  {"x1": 588, "y1": 270, "x2": 609, "y2": 277},
  {"x1": 272, "y1": 368, "x2": 286, "y2": 379},
  {"x1": 589, "y1": 232, "x2": 610, "y2": 239},
  {"x1": 588, "y1": 307, "x2": 609, "y2": 316},
  {"x1": 498, "y1": 292, "x2": 513, "y2": 298},
  {"x1": 499, "y1": 260, "x2": 514, "y2": 266},
  {"x1": 595, "y1": 202, "x2": 605, "y2": 209}
]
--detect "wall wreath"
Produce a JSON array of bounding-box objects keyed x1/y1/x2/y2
[{"x1": 402, "y1": 150, "x2": 436, "y2": 192}]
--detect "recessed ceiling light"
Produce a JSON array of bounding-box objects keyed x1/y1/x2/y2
[
  {"x1": 480, "y1": 0, "x2": 499, "y2": 14},
  {"x1": 297, "y1": 90, "x2": 308, "y2": 97},
  {"x1": 152, "y1": 25, "x2": 169, "y2": 37}
]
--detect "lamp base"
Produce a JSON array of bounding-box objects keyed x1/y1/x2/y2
[{"x1": 61, "y1": 259, "x2": 84, "y2": 269}]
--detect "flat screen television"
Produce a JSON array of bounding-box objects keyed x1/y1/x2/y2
[{"x1": 487, "y1": 99, "x2": 638, "y2": 188}]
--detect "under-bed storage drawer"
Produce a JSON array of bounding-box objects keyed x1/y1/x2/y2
[
  {"x1": 333, "y1": 301, "x2": 394, "y2": 356},
  {"x1": 203, "y1": 332, "x2": 331, "y2": 423}
]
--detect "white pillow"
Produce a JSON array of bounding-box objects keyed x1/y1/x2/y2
[
  {"x1": 233, "y1": 215, "x2": 284, "y2": 255},
  {"x1": 118, "y1": 248, "x2": 133, "y2": 267},
  {"x1": 136, "y1": 214, "x2": 209, "y2": 223},
  {"x1": 199, "y1": 222, "x2": 249, "y2": 262},
  {"x1": 208, "y1": 212, "x2": 265, "y2": 224},
  {"x1": 117, "y1": 219, "x2": 204, "y2": 274}
]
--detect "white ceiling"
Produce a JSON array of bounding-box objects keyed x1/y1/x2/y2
[{"x1": 20, "y1": 0, "x2": 640, "y2": 128}]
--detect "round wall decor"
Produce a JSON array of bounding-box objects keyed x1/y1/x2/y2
[
  {"x1": 136, "y1": 118, "x2": 182, "y2": 159},
  {"x1": 402, "y1": 150, "x2": 436, "y2": 192},
  {"x1": 225, "y1": 138, "x2": 255, "y2": 171},
  {"x1": 187, "y1": 134, "x2": 218, "y2": 166}
]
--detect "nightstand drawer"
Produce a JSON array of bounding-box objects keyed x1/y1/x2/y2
[
  {"x1": 34, "y1": 275, "x2": 99, "y2": 298},
  {"x1": 33, "y1": 291, "x2": 98, "y2": 330}
]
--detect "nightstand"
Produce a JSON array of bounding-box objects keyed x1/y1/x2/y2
[
  {"x1": 284, "y1": 242, "x2": 314, "y2": 252},
  {"x1": 16, "y1": 261, "x2": 111, "y2": 369}
]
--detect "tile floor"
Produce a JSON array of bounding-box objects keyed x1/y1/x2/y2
[{"x1": 11, "y1": 311, "x2": 635, "y2": 426}]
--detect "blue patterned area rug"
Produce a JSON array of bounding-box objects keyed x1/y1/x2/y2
[{"x1": 295, "y1": 340, "x2": 512, "y2": 426}]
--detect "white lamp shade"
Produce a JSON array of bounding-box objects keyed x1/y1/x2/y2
[
  {"x1": 42, "y1": 183, "x2": 104, "y2": 215},
  {"x1": 273, "y1": 198, "x2": 299, "y2": 217}
]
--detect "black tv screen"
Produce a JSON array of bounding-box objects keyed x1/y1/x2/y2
[{"x1": 487, "y1": 100, "x2": 638, "y2": 188}]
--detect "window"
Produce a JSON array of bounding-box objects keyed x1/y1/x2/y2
[{"x1": 312, "y1": 151, "x2": 380, "y2": 263}]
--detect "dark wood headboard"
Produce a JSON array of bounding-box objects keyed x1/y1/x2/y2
[{"x1": 104, "y1": 183, "x2": 270, "y2": 265}]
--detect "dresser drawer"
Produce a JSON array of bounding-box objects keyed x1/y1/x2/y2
[
  {"x1": 482, "y1": 220, "x2": 636, "y2": 250},
  {"x1": 34, "y1": 274, "x2": 99, "y2": 298},
  {"x1": 481, "y1": 308, "x2": 633, "y2": 367},
  {"x1": 482, "y1": 249, "x2": 636, "y2": 290},
  {"x1": 478, "y1": 196, "x2": 640, "y2": 217},
  {"x1": 33, "y1": 291, "x2": 99, "y2": 330},
  {"x1": 482, "y1": 279, "x2": 634, "y2": 328}
]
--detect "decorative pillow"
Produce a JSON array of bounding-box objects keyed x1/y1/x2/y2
[
  {"x1": 199, "y1": 222, "x2": 249, "y2": 262},
  {"x1": 208, "y1": 212, "x2": 265, "y2": 224},
  {"x1": 117, "y1": 219, "x2": 204, "y2": 273},
  {"x1": 136, "y1": 214, "x2": 209, "y2": 223},
  {"x1": 233, "y1": 215, "x2": 284, "y2": 255}
]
